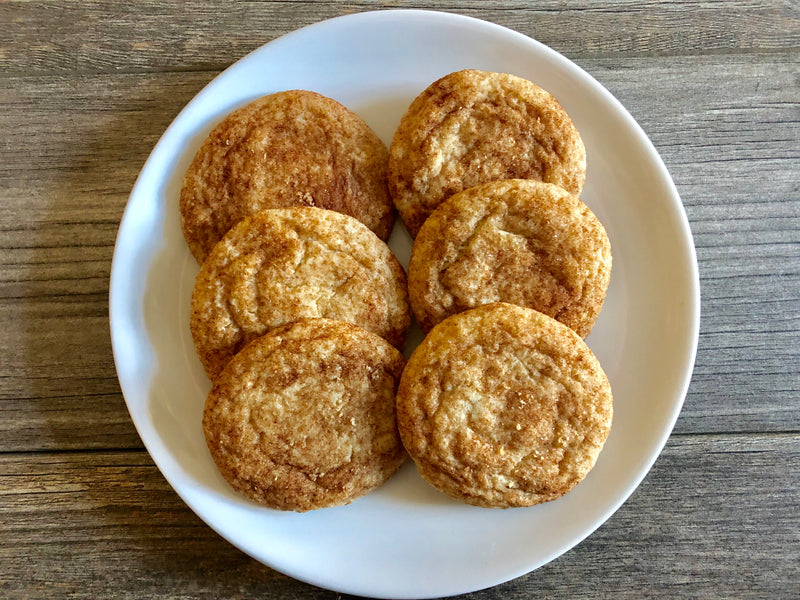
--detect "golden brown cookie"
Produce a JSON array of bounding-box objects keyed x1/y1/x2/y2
[
  {"x1": 388, "y1": 69, "x2": 586, "y2": 237},
  {"x1": 396, "y1": 302, "x2": 613, "y2": 508},
  {"x1": 408, "y1": 179, "x2": 611, "y2": 337},
  {"x1": 190, "y1": 207, "x2": 410, "y2": 380},
  {"x1": 203, "y1": 318, "x2": 407, "y2": 512},
  {"x1": 181, "y1": 90, "x2": 393, "y2": 263}
]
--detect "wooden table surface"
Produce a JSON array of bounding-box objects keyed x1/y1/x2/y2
[{"x1": 1, "y1": 1, "x2": 798, "y2": 598}]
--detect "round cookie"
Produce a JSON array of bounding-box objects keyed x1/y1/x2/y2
[
  {"x1": 203, "y1": 318, "x2": 407, "y2": 512},
  {"x1": 388, "y1": 69, "x2": 586, "y2": 237},
  {"x1": 181, "y1": 90, "x2": 393, "y2": 263},
  {"x1": 396, "y1": 302, "x2": 613, "y2": 508},
  {"x1": 408, "y1": 179, "x2": 611, "y2": 337},
  {"x1": 190, "y1": 207, "x2": 410, "y2": 380}
]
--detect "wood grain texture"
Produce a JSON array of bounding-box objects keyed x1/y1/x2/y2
[
  {"x1": 0, "y1": 1, "x2": 798, "y2": 598},
  {"x1": 1, "y1": 435, "x2": 797, "y2": 599},
  {"x1": 0, "y1": 72, "x2": 212, "y2": 451},
  {"x1": 585, "y1": 53, "x2": 800, "y2": 434},
  {"x1": 1, "y1": 1, "x2": 799, "y2": 76}
]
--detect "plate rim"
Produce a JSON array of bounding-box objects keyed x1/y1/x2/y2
[{"x1": 109, "y1": 8, "x2": 701, "y2": 598}]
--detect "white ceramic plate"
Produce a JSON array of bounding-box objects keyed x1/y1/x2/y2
[{"x1": 110, "y1": 10, "x2": 699, "y2": 599}]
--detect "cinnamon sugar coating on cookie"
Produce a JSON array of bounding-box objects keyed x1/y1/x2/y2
[
  {"x1": 396, "y1": 303, "x2": 612, "y2": 508},
  {"x1": 388, "y1": 69, "x2": 586, "y2": 236},
  {"x1": 203, "y1": 319, "x2": 406, "y2": 512},
  {"x1": 190, "y1": 207, "x2": 409, "y2": 380},
  {"x1": 408, "y1": 179, "x2": 611, "y2": 337},
  {"x1": 181, "y1": 90, "x2": 393, "y2": 262}
]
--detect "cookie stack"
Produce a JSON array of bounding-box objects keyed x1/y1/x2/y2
[
  {"x1": 183, "y1": 70, "x2": 614, "y2": 512},
  {"x1": 390, "y1": 70, "x2": 613, "y2": 508},
  {"x1": 181, "y1": 91, "x2": 411, "y2": 511}
]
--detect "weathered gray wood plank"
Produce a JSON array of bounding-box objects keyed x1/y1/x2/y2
[
  {"x1": 583, "y1": 53, "x2": 800, "y2": 434},
  {"x1": 0, "y1": 434, "x2": 797, "y2": 599},
  {"x1": 1, "y1": 1, "x2": 799, "y2": 76},
  {"x1": 0, "y1": 71, "x2": 210, "y2": 451}
]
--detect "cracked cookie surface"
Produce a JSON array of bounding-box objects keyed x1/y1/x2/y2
[
  {"x1": 181, "y1": 90, "x2": 393, "y2": 263},
  {"x1": 396, "y1": 302, "x2": 612, "y2": 508},
  {"x1": 408, "y1": 179, "x2": 611, "y2": 337},
  {"x1": 388, "y1": 69, "x2": 586, "y2": 237},
  {"x1": 190, "y1": 207, "x2": 409, "y2": 380},
  {"x1": 203, "y1": 318, "x2": 406, "y2": 512}
]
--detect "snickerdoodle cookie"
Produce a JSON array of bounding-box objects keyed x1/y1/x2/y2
[
  {"x1": 408, "y1": 179, "x2": 611, "y2": 337},
  {"x1": 203, "y1": 318, "x2": 407, "y2": 512},
  {"x1": 190, "y1": 207, "x2": 409, "y2": 380},
  {"x1": 396, "y1": 302, "x2": 613, "y2": 508},
  {"x1": 388, "y1": 69, "x2": 586, "y2": 236},
  {"x1": 181, "y1": 90, "x2": 393, "y2": 263}
]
